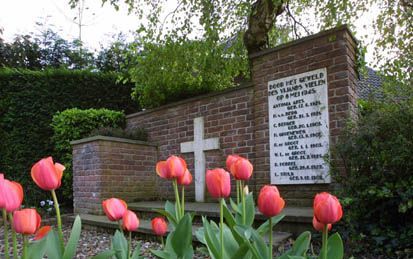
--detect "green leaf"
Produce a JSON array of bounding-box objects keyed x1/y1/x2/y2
[
  {"x1": 202, "y1": 217, "x2": 221, "y2": 259},
  {"x1": 171, "y1": 214, "x2": 192, "y2": 257},
  {"x1": 91, "y1": 250, "x2": 116, "y2": 259},
  {"x1": 112, "y1": 230, "x2": 128, "y2": 259},
  {"x1": 27, "y1": 233, "x2": 49, "y2": 259},
  {"x1": 230, "y1": 198, "x2": 241, "y2": 214},
  {"x1": 45, "y1": 230, "x2": 63, "y2": 258},
  {"x1": 63, "y1": 215, "x2": 82, "y2": 259},
  {"x1": 327, "y1": 233, "x2": 344, "y2": 259},
  {"x1": 222, "y1": 200, "x2": 236, "y2": 228},
  {"x1": 257, "y1": 214, "x2": 285, "y2": 236},
  {"x1": 131, "y1": 243, "x2": 142, "y2": 259},
  {"x1": 151, "y1": 249, "x2": 176, "y2": 259},
  {"x1": 244, "y1": 193, "x2": 256, "y2": 226},
  {"x1": 279, "y1": 231, "x2": 311, "y2": 259},
  {"x1": 195, "y1": 227, "x2": 207, "y2": 244}
]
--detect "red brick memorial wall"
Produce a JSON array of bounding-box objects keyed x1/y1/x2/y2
[{"x1": 72, "y1": 25, "x2": 357, "y2": 211}]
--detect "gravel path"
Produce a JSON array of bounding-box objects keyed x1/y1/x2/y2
[{"x1": 0, "y1": 223, "x2": 210, "y2": 258}]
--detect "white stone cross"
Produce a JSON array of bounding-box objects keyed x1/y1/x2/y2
[{"x1": 180, "y1": 117, "x2": 220, "y2": 202}]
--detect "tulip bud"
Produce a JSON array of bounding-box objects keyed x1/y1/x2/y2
[
  {"x1": 34, "y1": 226, "x2": 52, "y2": 240},
  {"x1": 3, "y1": 180, "x2": 24, "y2": 212},
  {"x1": 206, "y1": 168, "x2": 231, "y2": 199},
  {"x1": 177, "y1": 169, "x2": 193, "y2": 185},
  {"x1": 312, "y1": 216, "x2": 332, "y2": 232},
  {"x1": 243, "y1": 185, "x2": 249, "y2": 195},
  {"x1": 166, "y1": 155, "x2": 187, "y2": 178},
  {"x1": 102, "y1": 198, "x2": 128, "y2": 221},
  {"x1": 31, "y1": 157, "x2": 64, "y2": 191},
  {"x1": 123, "y1": 210, "x2": 140, "y2": 232},
  {"x1": 156, "y1": 161, "x2": 171, "y2": 179},
  {"x1": 258, "y1": 185, "x2": 285, "y2": 218},
  {"x1": 13, "y1": 209, "x2": 41, "y2": 235},
  {"x1": 313, "y1": 192, "x2": 343, "y2": 225},
  {"x1": 151, "y1": 217, "x2": 168, "y2": 236},
  {"x1": 226, "y1": 154, "x2": 241, "y2": 174},
  {"x1": 231, "y1": 157, "x2": 253, "y2": 181}
]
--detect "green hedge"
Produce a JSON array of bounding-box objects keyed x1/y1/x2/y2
[
  {"x1": 51, "y1": 108, "x2": 126, "y2": 203},
  {"x1": 332, "y1": 98, "x2": 413, "y2": 257},
  {"x1": 0, "y1": 68, "x2": 139, "y2": 205}
]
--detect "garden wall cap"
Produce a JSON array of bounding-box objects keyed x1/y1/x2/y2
[{"x1": 70, "y1": 135, "x2": 158, "y2": 147}]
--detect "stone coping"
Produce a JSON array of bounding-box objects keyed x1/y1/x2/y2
[
  {"x1": 70, "y1": 135, "x2": 158, "y2": 147},
  {"x1": 126, "y1": 81, "x2": 254, "y2": 119},
  {"x1": 249, "y1": 24, "x2": 357, "y2": 59}
]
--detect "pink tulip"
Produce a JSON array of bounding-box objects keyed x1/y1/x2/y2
[
  {"x1": 0, "y1": 173, "x2": 5, "y2": 208},
  {"x1": 166, "y1": 155, "x2": 187, "y2": 178},
  {"x1": 206, "y1": 169, "x2": 231, "y2": 199},
  {"x1": 226, "y1": 155, "x2": 241, "y2": 173},
  {"x1": 122, "y1": 210, "x2": 139, "y2": 232},
  {"x1": 151, "y1": 217, "x2": 168, "y2": 236},
  {"x1": 3, "y1": 180, "x2": 24, "y2": 212},
  {"x1": 313, "y1": 192, "x2": 343, "y2": 225},
  {"x1": 13, "y1": 209, "x2": 41, "y2": 235},
  {"x1": 102, "y1": 198, "x2": 128, "y2": 221},
  {"x1": 312, "y1": 216, "x2": 332, "y2": 232},
  {"x1": 31, "y1": 157, "x2": 65, "y2": 191},
  {"x1": 231, "y1": 157, "x2": 253, "y2": 181},
  {"x1": 257, "y1": 185, "x2": 285, "y2": 217},
  {"x1": 177, "y1": 169, "x2": 193, "y2": 185}
]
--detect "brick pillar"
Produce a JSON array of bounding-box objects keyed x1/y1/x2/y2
[{"x1": 250, "y1": 25, "x2": 357, "y2": 206}]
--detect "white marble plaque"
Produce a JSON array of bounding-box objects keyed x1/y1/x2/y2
[{"x1": 268, "y1": 68, "x2": 330, "y2": 185}]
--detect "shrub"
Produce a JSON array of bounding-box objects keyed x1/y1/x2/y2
[
  {"x1": 51, "y1": 108, "x2": 126, "y2": 204},
  {"x1": 0, "y1": 68, "x2": 139, "y2": 206},
  {"x1": 332, "y1": 98, "x2": 413, "y2": 257}
]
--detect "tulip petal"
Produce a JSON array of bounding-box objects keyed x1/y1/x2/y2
[
  {"x1": 156, "y1": 161, "x2": 170, "y2": 179},
  {"x1": 4, "y1": 180, "x2": 24, "y2": 212},
  {"x1": 31, "y1": 157, "x2": 61, "y2": 191},
  {"x1": 34, "y1": 226, "x2": 52, "y2": 240}
]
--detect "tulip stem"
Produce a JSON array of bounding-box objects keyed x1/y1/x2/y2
[
  {"x1": 160, "y1": 236, "x2": 164, "y2": 248},
  {"x1": 181, "y1": 186, "x2": 185, "y2": 217},
  {"x1": 172, "y1": 179, "x2": 182, "y2": 220},
  {"x1": 322, "y1": 224, "x2": 329, "y2": 259},
  {"x1": 269, "y1": 217, "x2": 273, "y2": 259},
  {"x1": 220, "y1": 198, "x2": 224, "y2": 259},
  {"x1": 51, "y1": 190, "x2": 65, "y2": 252},
  {"x1": 241, "y1": 181, "x2": 246, "y2": 225},
  {"x1": 236, "y1": 180, "x2": 240, "y2": 204},
  {"x1": 118, "y1": 221, "x2": 124, "y2": 233},
  {"x1": 23, "y1": 235, "x2": 28, "y2": 259},
  {"x1": 8, "y1": 213, "x2": 17, "y2": 259},
  {"x1": 2, "y1": 209, "x2": 9, "y2": 259}
]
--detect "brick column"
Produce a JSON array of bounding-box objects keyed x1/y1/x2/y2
[
  {"x1": 72, "y1": 136, "x2": 159, "y2": 214},
  {"x1": 250, "y1": 25, "x2": 357, "y2": 206}
]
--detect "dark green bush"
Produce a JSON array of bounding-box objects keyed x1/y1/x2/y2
[
  {"x1": 0, "y1": 68, "x2": 139, "y2": 206},
  {"x1": 51, "y1": 108, "x2": 126, "y2": 203},
  {"x1": 332, "y1": 98, "x2": 413, "y2": 257},
  {"x1": 89, "y1": 126, "x2": 148, "y2": 141}
]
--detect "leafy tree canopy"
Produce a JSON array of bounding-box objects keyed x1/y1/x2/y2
[{"x1": 70, "y1": 0, "x2": 412, "y2": 92}]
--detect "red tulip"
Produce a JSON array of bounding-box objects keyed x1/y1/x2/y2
[
  {"x1": 3, "y1": 180, "x2": 24, "y2": 212},
  {"x1": 31, "y1": 157, "x2": 65, "y2": 191},
  {"x1": 313, "y1": 192, "x2": 343, "y2": 225},
  {"x1": 0, "y1": 173, "x2": 5, "y2": 208},
  {"x1": 226, "y1": 154, "x2": 241, "y2": 173},
  {"x1": 231, "y1": 157, "x2": 253, "y2": 181},
  {"x1": 122, "y1": 210, "x2": 139, "y2": 232},
  {"x1": 177, "y1": 169, "x2": 193, "y2": 185},
  {"x1": 102, "y1": 198, "x2": 128, "y2": 221},
  {"x1": 206, "y1": 168, "x2": 231, "y2": 199},
  {"x1": 312, "y1": 216, "x2": 332, "y2": 232},
  {"x1": 156, "y1": 161, "x2": 170, "y2": 179},
  {"x1": 13, "y1": 209, "x2": 41, "y2": 235},
  {"x1": 258, "y1": 185, "x2": 285, "y2": 217},
  {"x1": 34, "y1": 226, "x2": 52, "y2": 240},
  {"x1": 166, "y1": 155, "x2": 187, "y2": 178},
  {"x1": 151, "y1": 217, "x2": 168, "y2": 236}
]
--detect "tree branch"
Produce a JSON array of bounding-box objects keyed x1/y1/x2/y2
[{"x1": 285, "y1": 3, "x2": 310, "y2": 37}]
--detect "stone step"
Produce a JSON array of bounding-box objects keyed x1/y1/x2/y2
[
  {"x1": 129, "y1": 201, "x2": 313, "y2": 235},
  {"x1": 79, "y1": 214, "x2": 292, "y2": 248}
]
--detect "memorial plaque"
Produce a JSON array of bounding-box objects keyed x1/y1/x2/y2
[{"x1": 268, "y1": 68, "x2": 330, "y2": 184}]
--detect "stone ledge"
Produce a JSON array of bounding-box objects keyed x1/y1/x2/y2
[{"x1": 70, "y1": 135, "x2": 158, "y2": 147}]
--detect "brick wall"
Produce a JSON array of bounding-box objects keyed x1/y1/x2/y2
[
  {"x1": 126, "y1": 84, "x2": 255, "y2": 201},
  {"x1": 72, "y1": 136, "x2": 158, "y2": 214},
  {"x1": 72, "y1": 25, "x2": 357, "y2": 209},
  {"x1": 250, "y1": 25, "x2": 357, "y2": 205}
]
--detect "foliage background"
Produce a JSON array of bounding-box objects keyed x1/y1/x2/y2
[
  {"x1": 51, "y1": 108, "x2": 127, "y2": 203},
  {"x1": 0, "y1": 68, "x2": 139, "y2": 205},
  {"x1": 332, "y1": 92, "x2": 413, "y2": 257}
]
